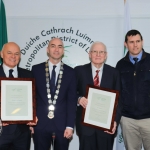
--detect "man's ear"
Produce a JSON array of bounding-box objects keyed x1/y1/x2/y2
[
  {"x1": 142, "y1": 40, "x2": 144, "y2": 46},
  {"x1": 1, "y1": 51, "x2": 3, "y2": 59},
  {"x1": 124, "y1": 42, "x2": 127, "y2": 48},
  {"x1": 47, "y1": 47, "x2": 49, "y2": 54}
]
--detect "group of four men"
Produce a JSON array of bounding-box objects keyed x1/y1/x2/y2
[{"x1": 0, "y1": 29, "x2": 150, "y2": 150}]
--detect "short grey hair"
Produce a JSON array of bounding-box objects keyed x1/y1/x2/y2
[{"x1": 89, "y1": 41, "x2": 107, "y2": 52}]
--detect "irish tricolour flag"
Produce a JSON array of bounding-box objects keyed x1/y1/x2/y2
[{"x1": 0, "y1": 0, "x2": 8, "y2": 63}]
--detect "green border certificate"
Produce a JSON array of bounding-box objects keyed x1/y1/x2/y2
[
  {"x1": 82, "y1": 85, "x2": 119, "y2": 131},
  {"x1": 1, "y1": 80, "x2": 33, "y2": 121},
  {"x1": 89, "y1": 93, "x2": 111, "y2": 124}
]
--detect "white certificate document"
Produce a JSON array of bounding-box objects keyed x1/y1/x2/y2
[
  {"x1": 1, "y1": 80, "x2": 33, "y2": 121},
  {"x1": 84, "y1": 87, "x2": 116, "y2": 129}
]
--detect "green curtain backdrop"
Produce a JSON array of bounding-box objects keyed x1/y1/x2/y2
[{"x1": 0, "y1": 0, "x2": 8, "y2": 63}]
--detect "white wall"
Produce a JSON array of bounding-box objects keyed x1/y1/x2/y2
[
  {"x1": 3, "y1": 0, "x2": 150, "y2": 17},
  {"x1": 4, "y1": 0, "x2": 150, "y2": 54},
  {"x1": 3, "y1": 0, "x2": 150, "y2": 150}
]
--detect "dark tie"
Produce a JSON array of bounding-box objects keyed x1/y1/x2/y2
[
  {"x1": 50, "y1": 65, "x2": 56, "y2": 94},
  {"x1": 9, "y1": 69, "x2": 14, "y2": 78},
  {"x1": 133, "y1": 57, "x2": 138, "y2": 65},
  {"x1": 94, "y1": 70, "x2": 100, "y2": 86}
]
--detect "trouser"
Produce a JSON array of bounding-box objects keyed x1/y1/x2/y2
[{"x1": 120, "y1": 116, "x2": 150, "y2": 150}]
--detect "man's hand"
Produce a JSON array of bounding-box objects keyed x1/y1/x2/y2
[
  {"x1": 64, "y1": 128, "x2": 73, "y2": 139},
  {"x1": 78, "y1": 97, "x2": 88, "y2": 108},
  {"x1": 30, "y1": 127, "x2": 34, "y2": 134},
  {"x1": 104, "y1": 121, "x2": 117, "y2": 134},
  {"x1": 27, "y1": 117, "x2": 38, "y2": 126},
  {"x1": 2, "y1": 123, "x2": 9, "y2": 126},
  {"x1": 27, "y1": 117, "x2": 38, "y2": 134}
]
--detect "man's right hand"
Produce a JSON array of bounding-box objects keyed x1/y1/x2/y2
[
  {"x1": 78, "y1": 97, "x2": 88, "y2": 108},
  {"x1": 2, "y1": 123, "x2": 9, "y2": 126}
]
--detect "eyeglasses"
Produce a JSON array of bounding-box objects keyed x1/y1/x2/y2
[{"x1": 91, "y1": 50, "x2": 106, "y2": 55}]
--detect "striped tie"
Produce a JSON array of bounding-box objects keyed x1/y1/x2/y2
[{"x1": 94, "y1": 70, "x2": 100, "y2": 86}]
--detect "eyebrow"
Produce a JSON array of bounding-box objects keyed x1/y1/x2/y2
[
  {"x1": 92, "y1": 50, "x2": 105, "y2": 51},
  {"x1": 51, "y1": 44, "x2": 63, "y2": 47},
  {"x1": 15, "y1": 52, "x2": 20, "y2": 54},
  {"x1": 7, "y1": 51, "x2": 20, "y2": 53}
]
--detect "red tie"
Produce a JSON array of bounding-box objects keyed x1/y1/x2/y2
[{"x1": 94, "y1": 70, "x2": 100, "y2": 86}]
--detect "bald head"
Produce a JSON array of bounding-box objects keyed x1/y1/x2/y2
[
  {"x1": 1, "y1": 42, "x2": 21, "y2": 68},
  {"x1": 48, "y1": 38, "x2": 64, "y2": 48},
  {"x1": 47, "y1": 38, "x2": 64, "y2": 64}
]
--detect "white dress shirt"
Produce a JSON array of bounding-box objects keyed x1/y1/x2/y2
[
  {"x1": 48, "y1": 61, "x2": 61, "y2": 84},
  {"x1": 3, "y1": 64, "x2": 18, "y2": 77}
]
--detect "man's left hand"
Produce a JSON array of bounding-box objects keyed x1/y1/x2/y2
[
  {"x1": 30, "y1": 127, "x2": 34, "y2": 134},
  {"x1": 64, "y1": 128, "x2": 73, "y2": 139},
  {"x1": 27, "y1": 116, "x2": 38, "y2": 126},
  {"x1": 104, "y1": 121, "x2": 117, "y2": 134}
]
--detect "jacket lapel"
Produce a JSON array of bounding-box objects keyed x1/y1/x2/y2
[
  {"x1": 17, "y1": 67, "x2": 22, "y2": 78},
  {"x1": 100, "y1": 64, "x2": 109, "y2": 87},
  {"x1": 0, "y1": 65, "x2": 6, "y2": 77},
  {"x1": 85, "y1": 63, "x2": 94, "y2": 85}
]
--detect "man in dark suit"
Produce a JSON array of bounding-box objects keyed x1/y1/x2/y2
[
  {"x1": 32, "y1": 38, "x2": 77, "y2": 150},
  {"x1": 0, "y1": 42, "x2": 33, "y2": 150},
  {"x1": 75, "y1": 41, "x2": 121, "y2": 150}
]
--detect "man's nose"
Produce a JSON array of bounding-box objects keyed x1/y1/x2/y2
[{"x1": 134, "y1": 42, "x2": 137, "y2": 46}]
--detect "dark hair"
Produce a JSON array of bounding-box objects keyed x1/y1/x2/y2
[{"x1": 125, "y1": 29, "x2": 143, "y2": 43}]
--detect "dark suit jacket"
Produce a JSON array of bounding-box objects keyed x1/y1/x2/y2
[
  {"x1": 75, "y1": 63, "x2": 121, "y2": 136},
  {"x1": 32, "y1": 62, "x2": 77, "y2": 131},
  {"x1": 0, "y1": 65, "x2": 33, "y2": 135}
]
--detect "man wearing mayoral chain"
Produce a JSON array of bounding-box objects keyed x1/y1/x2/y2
[
  {"x1": 32, "y1": 38, "x2": 77, "y2": 150},
  {"x1": 75, "y1": 41, "x2": 121, "y2": 150}
]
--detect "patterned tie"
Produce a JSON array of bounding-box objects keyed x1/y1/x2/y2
[
  {"x1": 9, "y1": 69, "x2": 14, "y2": 78},
  {"x1": 94, "y1": 70, "x2": 100, "y2": 86},
  {"x1": 133, "y1": 57, "x2": 138, "y2": 65},
  {"x1": 50, "y1": 65, "x2": 56, "y2": 94}
]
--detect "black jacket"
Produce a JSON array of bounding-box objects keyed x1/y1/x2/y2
[
  {"x1": 0, "y1": 65, "x2": 33, "y2": 134},
  {"x1": 116, "y1": 50, "x2": 150, "y2": 119},
  {"x1": 75, "y1": 63, "x2": 121, "y2": 135}
]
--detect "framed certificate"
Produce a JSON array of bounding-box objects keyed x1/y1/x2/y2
[
  {"x1": 0, "y1": 78, "x2": 36, "y2": 124},
  {"x1": 82, "y1": 85, "x2": 119, "y2": 132}
]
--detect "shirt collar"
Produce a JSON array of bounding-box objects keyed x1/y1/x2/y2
[
  {"x1": 48, "y1": 60, "x2": 61, "y2": 71},
  {"x1": 2, "y1": 63, "x2": 18, "y2": 77},
  {"x1": 129, "y1": 50, "x2": 143, "y2": 64},
  {"x1": 91, "y1": 63, "x2": 104, "y2": 72},
  {"x1": 3, "y1": 63, "x2": 17, "y2": 73}
]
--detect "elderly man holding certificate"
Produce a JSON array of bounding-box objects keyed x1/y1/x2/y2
[
  {"x1": 0, "y1": 42, "x2": 35, "y2": 150},
  {"x1": 75, "y1": 41, "x2": 121, "y2": 150}
]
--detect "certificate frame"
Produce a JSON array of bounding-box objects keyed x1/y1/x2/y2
[
  {"x1": 0, "y1": 77, "x2": 36, "y2": 124},
  {"x1": 82, "y1": 85, "x2": 119, "y2": 132}
]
